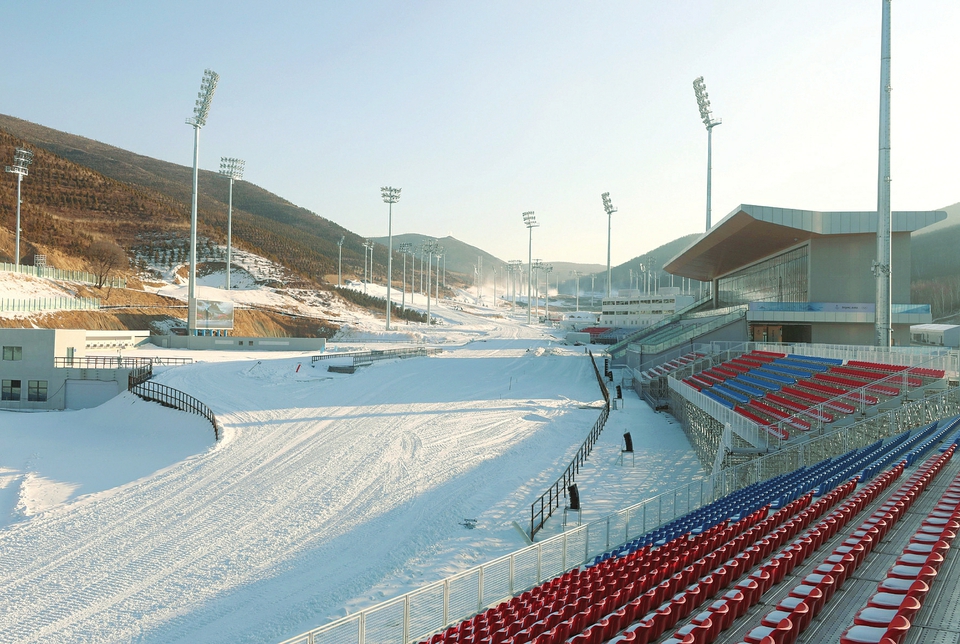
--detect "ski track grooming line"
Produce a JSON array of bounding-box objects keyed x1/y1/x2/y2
[{"x1": 0, "y1": 343, "x2": 594, "y2": 643}]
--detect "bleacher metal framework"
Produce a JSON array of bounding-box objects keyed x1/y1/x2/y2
[{"x1": 659, "y1": 343, "x2": 960, "y2": 476}]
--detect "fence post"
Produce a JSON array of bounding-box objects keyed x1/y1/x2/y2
[{"x1": 403, "y1": 595, "x2": 410, "y2": 644}]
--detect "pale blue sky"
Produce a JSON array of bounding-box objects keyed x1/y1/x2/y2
[{"x1": 2, "y1": 1, "x2": 958, "y2": 265}]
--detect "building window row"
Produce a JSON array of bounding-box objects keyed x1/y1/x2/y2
[
  {"x1": 1, "y1": 379, "x2": 47, "y2": 402},
  {"x1": 716, "y1": 245, "x2": 808, "y2": 308}
]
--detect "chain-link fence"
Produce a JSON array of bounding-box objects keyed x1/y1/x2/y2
[{"x1": 0, "y1": 262, "x2": 125, "y2": 288}]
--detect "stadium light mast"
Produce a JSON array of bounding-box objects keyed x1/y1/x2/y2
[
  {"x1": 337, "y1": 236, "x2": 345, "y2": 287},
  {"x1": 573, "y1": 270, "x2": 583, "y2": 311},
  {"x1": 544, "y1": 264, "x2": 553, "y2": 323},
  {"x1": 601, "y1": 192, "x2": 617, "y2": 297},
  {"x1": 398, "y1": 242, "x2": 411, "y2": 311},
  {"x1": 435, "y1": 245, "x2": 443, "y2": 301},
  {"x1": 363, "y1": 240, "x2": 373, "y2": 293},
  {"x1": 874, "y1": 0, "x2": 893, "y2": 348},
  {"x1": 693, "y1": 76, "x2": 721, "y2": 232},
  {"x1": 424, "y1": 240, "x2": 439, "y2": 323},
  {"x1": 185, "y1": 68, "x2": 219, "y2": 335},
  {"x1": 381, "y1": 186, "x2": 401, "y2": 330},
  {"x1": 532, "y1": 259, "x2": 544, "y2": 321},
  {"x1": 523, "y1": 211, "x2": 538, "y2": 324},
  {"x1": 5, "y1": 147, "x2": 33, "y2": 270},
  {"x1": 219, "y1": 157, "x2": 244, "y2": 291}
]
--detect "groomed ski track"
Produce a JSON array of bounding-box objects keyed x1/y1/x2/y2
[{"x1": 0, "y1": 318, "x2": 610, "y2": 643}]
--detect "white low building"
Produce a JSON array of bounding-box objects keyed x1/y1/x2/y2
[
  {"x1": 1, "y1": 329, "x2": 138, "y2": 411},
  {"x1": 911, "y1": 323, "x2": 960, "y2": 348},
  {"x1": 598, "y1": 287, "x2": 695, "y2": 327}
]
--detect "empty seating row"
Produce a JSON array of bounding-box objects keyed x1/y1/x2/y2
[
  {"x1": 734, "y1": 449, "x2": 954, "y2": 644},
  {"x1": 653, "y1": 468, "x2": 904, "y2": 644},
  {"x1": 839, "y1": 448, "x2": 959, "y2": 644}
]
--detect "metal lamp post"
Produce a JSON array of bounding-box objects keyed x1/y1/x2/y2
[
  {"x1": 601, "y1": 192, "x2": 616, "y2": 297},
  {"x1": 381, "y1": 186, "x2": 401, "y2": 330},
  {"x1": 219, "y1": 157, "x2": 244, "y2": 290},
  {"x1": 424, "y1": 240, "x2": 438, "y2": 323},
  {"x1": 522, "y1": 212, "x2": 538, "y2": 324},
  {"x1": 693, "y1": 76, "x2": 721, "y2": 232},
  {"x1": 186, "y1": 69, "x2": 219, "y2": 335},
  {"x1": 337, "y1": 236, "x2": 345, "y2": 287},
  {"x1": 363, "y1": 240, "x2": 373, "y2": 293},
  {"x1": 532, "y1": 259, "x2": 544, "y2": 321},
  {"x1": 874, "y1": 0, "x2": 892, "y2": 347},
  {"x1": 435, "y1": 246, "x2": 443, "y2": 302},
  {"x1": 5, "y1": 147, "x2": 34, "y2": 270},
  {"x1": 398, "y1": 242, "x2": 411, "y2": 311},
  {"x1": 544, "y1": 265, "x2": 553, "y2": 323},
  {"x1": 572, "y1": 270, "x2": 582, "y2": 312}
]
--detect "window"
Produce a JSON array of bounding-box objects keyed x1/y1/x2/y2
[
  {"x1": 28, "y1": 380, "x2": 47, "y2": 402},
  {"x1": 2, "y1": 380, "x2": 21, "y2": 401},
  {"x1": 2, "y1": 346, "x2": 22, "y2": 361}
]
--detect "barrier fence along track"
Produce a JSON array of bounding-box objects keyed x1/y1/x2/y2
[
  {"x1": 529, "y1": 350, "x2": 612, "y2": 540},
  {"x1": 0, "y1": 261, "x2": 125, "y2": 288},
  {"x1": 0, "y1": 296, "x2": 101, "y2": 312},
  {"x1": 310, "y1": 347, "x2": 442, "y2": 366},
  {"x1": 130, "y1": 380, "x2": 222, "y2": 441}
]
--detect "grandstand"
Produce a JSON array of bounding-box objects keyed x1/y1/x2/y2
[{"x1": 283, "y1": 407, "x2": 960, "y2": 644}]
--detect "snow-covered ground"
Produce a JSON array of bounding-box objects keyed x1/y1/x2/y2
[{"x1": 0, "y1": 271, "x2": 704, "y2": 644}]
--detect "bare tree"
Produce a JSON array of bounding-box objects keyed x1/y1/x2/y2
[{"x1": 86, "y1": 240, "x2": 127, "y2": 288}]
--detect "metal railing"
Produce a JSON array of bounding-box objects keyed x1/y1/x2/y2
[
  {"x1": 55, "y1": 356, "x2": 154, "y2": 369},
  {"x1": 669, "y1": 341, "x2": 958, "y2": 454},
  {"x1": 628, "y1": 307, "x2": 746, "y2": 356},
  {"x1": 607, "y1": 295, "x2": 713, "y2": 358},
  {"x1": 279, "y1": 389, "x2": 960, "y2": 644},
  {"x1": 0, "y1": 262, "x2": 125, "y2": 288},
  {"x1": 528, "y1": 350, "x2": 611, "y2": 540},
  {"x1": 130, "y1": 380, "x2": 221, "y2": 441},
  {"x1": 0, "y1": 296, "x2": 101, "y2": 312}
]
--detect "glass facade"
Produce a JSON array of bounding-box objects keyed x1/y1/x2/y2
[{"x1": 717, "y1": 245, "x2": 808, "y2": 308}]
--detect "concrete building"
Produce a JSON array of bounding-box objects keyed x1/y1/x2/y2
[
  {"x1": 598, "y1": 288, "x2": 695, "y2": 328},
  {"x1": 664, "y1": 205, "x2": 943, "y2": 346}
]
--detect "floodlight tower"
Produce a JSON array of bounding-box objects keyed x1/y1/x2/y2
[
  {"x1": 532, "y1": 259, "x2": 544, "y2": 321},
  {"x1": 601, "y1": 192, "x2": 617, "y2": 297},
  {"x1": 219, "y1": 157, "x2": 244, "y2": 290},
  {"x1": 424, "y1": 240, "x2": 439, "y2": 323},
  {"x1": 407, "y1": 244, "x2": 418, "y2": 304},
  {"x1": 874, "y1": 0, "x2": 893, "y2": 347},
  {"x1": 522, "y1": 211, "x2": 538, "y2": 324},
  {"x1": 185, "y1": 69, "x2": 219, "y2": 335},
  {"x1": 572, "y1": 270, "x2": 583, "y2": 311},
  {"x1": 381, "y1": 186, "x2": 401, "y2": 330},
  {"x1": 398, "y1": 242, "x2": 411, "y2": 311},
  {"x1": 544, "y1": 264, "x2": 553, "y2": 323},
  {"x1": 337, "y1": 236, "x2": 345, "y2": 287},
  {"x1": 363, "y1": 240, "x2": 373, "y2": 293},
  {"x1": 693, "y1": 76, "x2": 721, "y2": 231},
  {"x1": 509, "y1": 260, "x2": 522, "y2": 312},
  {"x1": 5, "y1": 147, "x2": 34, "y2": 270},
  {"x1": 435, "y1": 245, "x2": 443, "y2": 301}
]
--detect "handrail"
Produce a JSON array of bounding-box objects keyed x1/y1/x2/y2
[
  {"x1": 130, "y1": 380, "x2": 222, "y2": 441},
  {"x1": 55, "y1": 356, "x2": 153, "y2": 369},
  {"x1": 528, "y1": 350, "x2": 611, "y2": 540},
  {"x1": 607, "y1": 295, "x2": 712, "y2": 358},
  {"x1": 631, "y1": 307, "x2": 746, "y2": 356}
]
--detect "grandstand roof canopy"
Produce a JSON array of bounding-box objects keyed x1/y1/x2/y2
[{"x1": 664, "y1": 204, "x2": 946, "y2": 282}]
